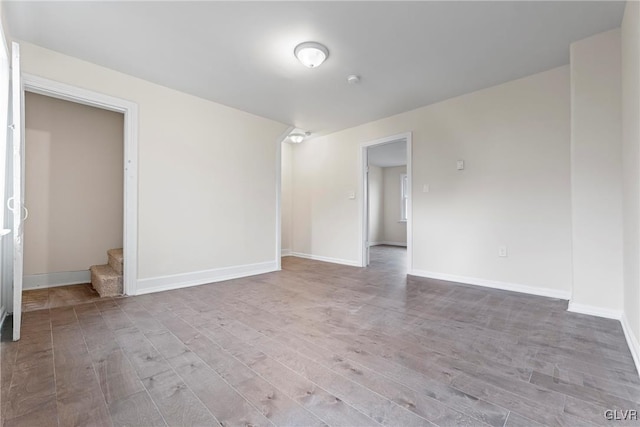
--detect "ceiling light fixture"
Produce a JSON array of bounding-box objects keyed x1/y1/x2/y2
[
  {"x1": 294, "y1": 42, "x2": 329, "y2": 68},
  {"x1": 288, "y1": 132, "x2": 306, "y2": 143}
]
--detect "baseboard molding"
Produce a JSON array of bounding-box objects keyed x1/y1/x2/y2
[
  {"x1": 381, "y1": 241, "x2": 407, "y2": 247},
  {"x1": 369, "y1": 241, "x2": 407, "y2": 247},
  {"x1": 281, "y1": 249, "x2": 292, "y2": 257},
  {"x1": 409, "y1": 269, "x2": 571, "y2": 300},
  {"x1": 136, "y1": 261, "x2": 278, "y2": 295},
  {"x1": 621, "y1": 314, "x2": 640, "y2": 376},
  {"x1": 290, "y1": 252, "x2": 361, "y2": 267},
  {"x1": 24, "y1": 270, "x2": 91, "y2": 290},
  {"x1": 567, "y1": 302, "x2": 623, "y2": 320}
]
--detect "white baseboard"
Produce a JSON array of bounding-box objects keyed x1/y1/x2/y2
[
  {"x1": 136, "y1": 261, "x2": 278, "y2": 295},
  {"x1": 369, "y1": 241, "x2": 407, "y2": 247},
  {"x1": 410, "y1": 269, "x2": 571, "y2": 300},
  {"x1": 290, "y1": 252, "x2": 361, "y2": 267},
  {"x1": 382, "y1": 241, "x2": 407, "y2": 247},
  {"x1": 621, "y1": 313, "x2": 640, "y2": 377},
  {"x1": 281, "y1": 249, "x2": 292, "y2": 257},
  {"x1": 24, "y1": 270, "x2": 91, "y2": 290},
  {"x1": 567, "y1": 302, "x2": 623, "y2": 320}
]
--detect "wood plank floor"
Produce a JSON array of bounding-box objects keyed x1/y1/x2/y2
[
  {"x1": 22, "y1": 284, "x2": 102, "y2": 312},
  {"x1": 1, "y1": 245, "x2": 639, "y2": 426}
]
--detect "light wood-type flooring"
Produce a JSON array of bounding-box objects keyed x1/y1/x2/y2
[
  {"x1": 1, "y1": 245, "x2": 639, "y2": 426},
  {"x1": 21, "y1": 283, "x2": 102, "y2": 312}
]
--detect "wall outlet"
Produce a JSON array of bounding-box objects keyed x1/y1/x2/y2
[
  {"x1": 423, "y1": 184, "x2": 430, "y2": 193},
  {"x1": 457, "y1": 160, "x2": 465, "y2": 170},
  {"x1": 498, "y1": 246, "x2": 508, "y2": 257}
]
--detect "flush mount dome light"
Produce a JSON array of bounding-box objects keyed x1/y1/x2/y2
[
  {"x1": 288, "y1": 132, "x2": 306, "y2": 143},
  {"x1": 294, "y1": 42, "x2": 329, "y2": 68}
]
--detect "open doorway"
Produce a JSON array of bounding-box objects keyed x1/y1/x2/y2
[
  {"x1": 361, "y1": 133, "x2": 412, "y2": 273},
  {"x1": 2, "y1": 71, "x2": 138, "y2": 340},
  {"x1": 21, "y1": 92, "x2": 124, "y2": 310}
]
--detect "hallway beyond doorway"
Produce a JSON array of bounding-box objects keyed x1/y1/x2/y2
[{"x1": 367, "y1": 244, "x2": 407, "y2": 273}]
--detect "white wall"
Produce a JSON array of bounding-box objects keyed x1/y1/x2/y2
[
  {"x1": 292, "y1": 66, "x2": 572, "y2": 296},
  {"x1": 24, "y1": 92, "x2": 123, "y2": 276},
  {"x1": 367, "y1": 165, "x2": 384, "y2": 245},
  {"x1": 569, "y1": 29, "x2": 624, "y2": 315},
  {"x1": 622, "y1": 1, "x2": 640, "y2": 356},
  {"x1": 382, "y1": 166, "x2": 407, "y2": 245},
  {"x1": 281, "y1": 141, "x2": 293, "y2": 254},
  {"x1": 18, "y1": 43, "x2": 289, "y2": 293}
]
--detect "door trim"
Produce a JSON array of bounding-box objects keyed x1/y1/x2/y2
[
  {"x1": 359, "y1": 132, "x2": 413, "y2": 272},
  {"x1": 0, "y1": 16, "x2": 9, "y2": 328},
  {"x1": 275, "y1": 126, "x2": 294, "y2": 271},
  {"x1": 11, "y1": 42, "x2": 23, "y2": 340},
  {"x1": 22, "y1": 73, "x2": 139, "y2": 295}
]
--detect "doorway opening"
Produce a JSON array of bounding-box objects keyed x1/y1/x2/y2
[
  {"x1": 4, "y1": 69, "x2": 139, "y2": 341},
  {"x1": 21, "y1": 92, "x2": 124, "y2": 311},
  {"x1": 361, "y1": 133, "x2": 412, "y2": 273}
]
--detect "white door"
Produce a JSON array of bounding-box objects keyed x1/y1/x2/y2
[{"x1": 10, "y1": 42, "x2": 24, "y2": 341}]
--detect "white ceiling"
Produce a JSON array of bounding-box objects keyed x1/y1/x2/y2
[
  {"x1": 368, "y1": 141, "x2": 407, "y2": 168},
  {"x1": 4, "y1": 1, "x2": 624, "y2": 136}
]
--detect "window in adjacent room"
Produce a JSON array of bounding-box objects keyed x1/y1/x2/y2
[{"x1": 400, "y1": 173, "x2": 408, "y2": 222}]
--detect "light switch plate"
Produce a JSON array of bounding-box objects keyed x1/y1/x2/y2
[{"x1": 457, "y1": 160, "x2": 465, "y2": 170}]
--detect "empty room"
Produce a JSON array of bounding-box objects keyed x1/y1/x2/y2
[{"x1": 1, "y1": 1, "x2": 639, "y2": 426}]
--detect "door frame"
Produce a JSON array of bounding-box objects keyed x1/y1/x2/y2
[
  {"x1": 22, "y1": 73, "x2": 139, "y2": 295},
  {"x1": 359, "y1": 132, "x2": 413, "y2": 271},
  {"x1": 275, "y1": 126, "x2": 294, "y2": 270},
  {"x1": 0, "y1": 27, "x2": 9, "y2": 328},
  {"x1": 11, "y1": 42, "x2": 23, "y2": 340}
]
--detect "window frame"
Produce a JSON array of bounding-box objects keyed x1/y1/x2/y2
[{"x1": 400, "y1": 173, "x2": 408, "y2": 222}]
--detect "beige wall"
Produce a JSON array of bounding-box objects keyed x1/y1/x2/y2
[
  {"x1": 19, "y1": 43, "x2": 289, "y2": 292},
  {"x1": 291, "y1": 134, "x2": 360, "y2": 262},
  {"x1": 281, "y1": 141, "x2": 293, "y2": 252},
  {"x1": 24, "y1": 92, "x2": 123, "y2": 275},
  {"x1": 570, "y1": 29, "x2": 624, "y2": 313},
  {"x1": 292, "y1": 66, "x2": 571, "y2": 295},
  {"x1": 368, "y1": 165, "x2": 384, "y2": 245},
  {"x1": 622, "y1": 1, "x2": 640, "y2": 347},
  {"x1": 383, "y1": 166, "x2": 407, "y2": 245}
]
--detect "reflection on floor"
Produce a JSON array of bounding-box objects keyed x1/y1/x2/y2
[
  {"x1": 22, "y1": 283, "x2": 103, "y2": 312},
  {"x1": 1, "y1": 246, "x2": 639, "y2": 426}
]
